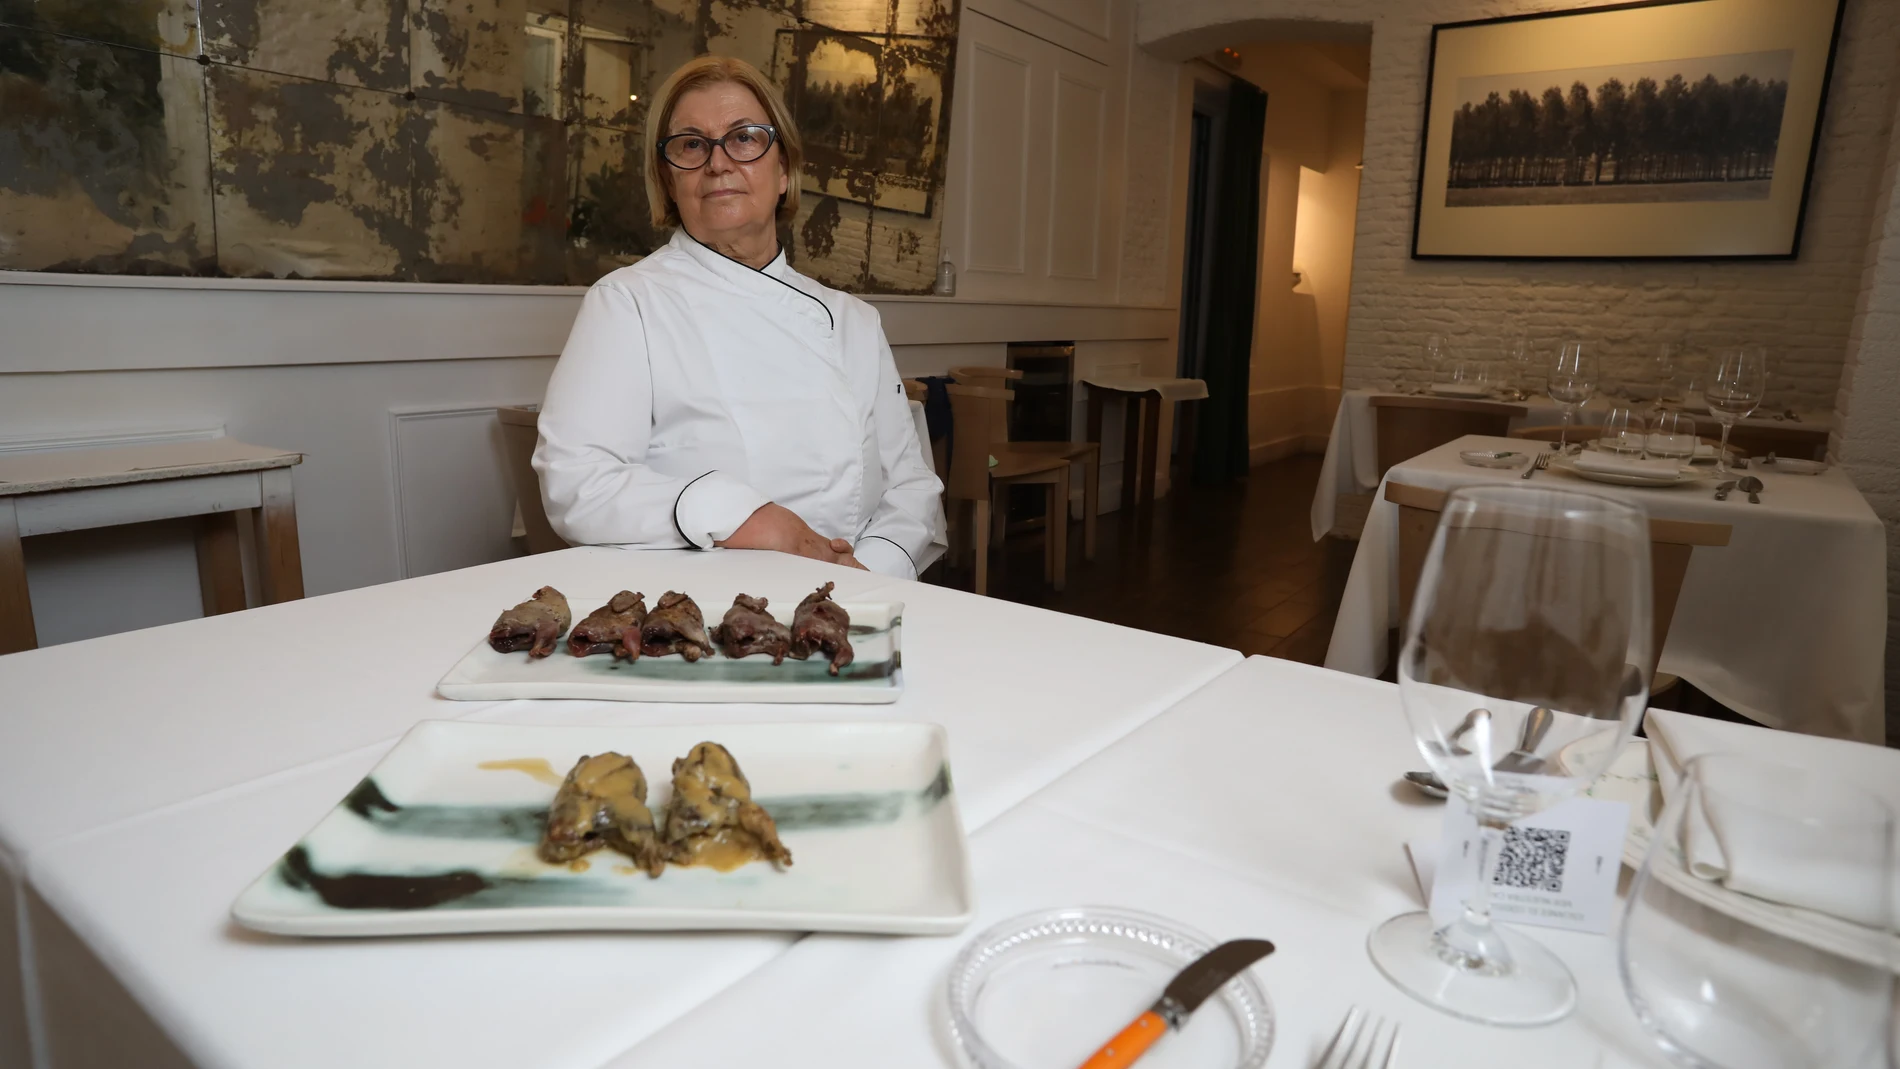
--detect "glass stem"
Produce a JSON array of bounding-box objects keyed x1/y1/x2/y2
[
  {"x1": 1463, "y1": 818, "x2": 1508, "y2": 929},
  {"x1": 1433, "y1": 813, "x2": 1516, "y2": 975},
  {"x1": 1558, "y1": 407, "x2": 1570, "y2": 449},
  {"x1": 1717, "y1": 419, "x2": 1734, "y2": 475}
]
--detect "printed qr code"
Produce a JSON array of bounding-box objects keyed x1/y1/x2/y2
[{"x1": 1492, "y1": 826, "x2": 1569, "y2": 892}]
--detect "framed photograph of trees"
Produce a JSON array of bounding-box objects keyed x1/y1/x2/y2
[{"x1": 1412, "y1": 0, "x2": 1846, "y2": 259}]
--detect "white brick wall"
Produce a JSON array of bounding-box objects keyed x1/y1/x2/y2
[
  {"x1": 1139, "y1": 0, "x2": 1900, "y2": 415},
  {"x1": 1832, "y1": 63, "x2": 1900, "y2": 744}
]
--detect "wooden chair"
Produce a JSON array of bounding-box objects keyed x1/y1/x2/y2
[
  {"x1": 495, "y1": 406, "x2": 571, "y2": 555},
  {"x1": 1369, "y1": 395, "x2": 1528, "y2": 476},
  {"x1": 1383, "y1": 481, "x2": 1730, "y2": 685},
  {"x1": 950, "y1": 366, "x2": 1099, "y2": 559},
  {"x1": 945, "y1": 383, "x2": 1070, "y2": 595},
  {"x1": 901, "y1": 378, "x2": 950, "y2": 478}
]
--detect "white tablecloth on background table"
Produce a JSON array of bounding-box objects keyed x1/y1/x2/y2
[
  {"x1": 1310, "y1": 390, "x2": 1830, "y2": 541},
  {"x1": 1, "y1": 547, "x2": 1238, "y2": 1069},
  {"x1": 606, "y1": 657, "x2": 1672, "y2": 1069},
  {"x1": 1324, "y1": 435, "x2": 1888, "y2": 743},
  {"x1": 1077, "y1": 376, "x2": 1210, "y2": 402}
]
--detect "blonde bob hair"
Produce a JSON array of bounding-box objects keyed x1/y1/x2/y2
[{"x1": 644, "y1": 55, "x2": 804, "y2": 230}]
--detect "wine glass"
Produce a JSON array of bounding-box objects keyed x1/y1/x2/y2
[
  {"x1": 1369, "y1": 485, "x2": 1651, "y2": 1027},
  {"x1": 1547, "y1": 341, "x2": 1598, "y2": 449},
  {"x1": 1652, "y1": 341, "x2": 1684, "y2": 410},
  {"x1": 1648, "y1": 413, "x2": 1699, "y2": 467},
  {"x1": 1622, "y1": 754, "x2": 1894, "y2": 1068},
  {"x1": 1604, "y1": 407, "x2": 1647, "y2": 456},
  {"x1": 1707, "y1": 346, "x2": 1767, "y2": 475},
  {"x1": 1503, "y1": 332, "x2": 1535, "y2": 400}
]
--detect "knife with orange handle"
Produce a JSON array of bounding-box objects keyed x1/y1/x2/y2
[{"x1": 1076, "y1": 938, "x2": 1276, "y2": 1069}]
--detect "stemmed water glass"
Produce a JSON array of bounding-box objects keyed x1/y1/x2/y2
[
  {"x1": 1621, "y1": 754, "x2": 1894, "y2": 1068},
  {"x1": 1502, "y1": 332, "x2": 1535, "y2": 400},
  {"x1": 1369, "y1": 485, "x2": 1651, "y2": 1027},
  {"x1": 1706, "y1": 345, "x2": 1767, "y2": 475},
  {"x1": 1547, "y1": 341, "x2": 1598, "y2": 449},
  {"x1": 1651, "y1": 341, "x2": 1684, "y2": 410}
]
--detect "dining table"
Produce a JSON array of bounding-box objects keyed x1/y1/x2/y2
[
  {"x1": 1324, "y1": 434, "x2": 1888, "y2": 744},
  {"x1": 0, "y1": 545, "x2": 1241, "y2": 1069},
  {"x1": 1311, "y1": 388, "x2": 1831, "y2": 542},
  {"x1": 18, "y1": 644, "x2": 1720, "y2": 1069}
]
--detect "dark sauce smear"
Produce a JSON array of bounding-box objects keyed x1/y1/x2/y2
[{"x1": 280, "y1": 846, "x2": 491, "y2": 910}]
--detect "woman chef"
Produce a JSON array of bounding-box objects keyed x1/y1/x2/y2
[{"x1": 533, "y1": 55, "x2": 946, "y2": 579}]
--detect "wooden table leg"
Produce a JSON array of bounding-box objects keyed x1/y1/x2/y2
[
  {"x1": 972, "y1": 496, "x2": 990, "y2": 596},
  {"x1": 0, "y1": 498, "x2": 36, "y2": 654},
  {"x1": 253, "y1": 467, "x2": 305, "y2": 604},
  {"x1": 1081, "y1": 448, "x2": 1098, "y2": 560},
  {"x1": 1121, "y1": 391, "x2": 1142, "y2": 514},
  {"x1": 1138, "y1": 391, "x2": 1162, "y2": 509},
  {"x1": 194, "y1": 511, "x2": 247, "y2": 616}
]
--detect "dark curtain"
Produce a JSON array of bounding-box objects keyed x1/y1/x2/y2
[{"x1": 1194, "y1": 80, "x2": 1266, "y2": 484}]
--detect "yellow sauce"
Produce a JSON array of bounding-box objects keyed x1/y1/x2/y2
[
  {"x1": 614, "y1": 865, "x2": 638, "y2": 876},
  {"x1": 477, "y1": 758, "x2": 564, "y2": 786},
  {"x1": 568, "y1": 859, "x2": 590, "y2": 873},
  {"x1": 674, "y1": 828, "x2": 764, "y2": 872}
]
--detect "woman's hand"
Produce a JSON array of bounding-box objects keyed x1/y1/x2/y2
[{"x1": 719, "y1": 503, "x2": 862, "y2": 567}]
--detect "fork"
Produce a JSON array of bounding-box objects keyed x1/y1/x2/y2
[
  {"x1": 1520, "y1": 452, "x2": 1551, "y2": 480},
  {"x1": 1315, "y1": 1006, "x2": 1400, "y2": 1069}
]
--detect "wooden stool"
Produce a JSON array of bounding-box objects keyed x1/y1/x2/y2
[
  {"x1": 1080, "y1": 376, "x2": 1208, "y2": 512},
  {"x1": 0, "y1": 439, "x2": 305, "y2": 653}
]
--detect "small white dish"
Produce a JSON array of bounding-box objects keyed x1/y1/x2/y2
[
  {"x1": 1460, "y1": 448, "x2": 1526, "y2": 469},
  {"x1": 1757, "y1": 456, "x2": 1827, "y2": 475},
  {"x1": 438, "y1": 594, "x2": 902, "y2": 704},
  {"x1": 947, "y1": 907, "x2": 1274, "y2": 1069},
  {"x1": 232, "y1": 720, "x2": 975, "y2": 937}
]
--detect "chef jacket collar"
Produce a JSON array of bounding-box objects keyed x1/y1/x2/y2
[{"x1": 672, "y1": 228, "x2": 834, "y2": 333}]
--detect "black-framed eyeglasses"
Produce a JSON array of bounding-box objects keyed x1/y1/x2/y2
[{"x1": 658, "y1": 124, "x2": 778, "y2": 170}]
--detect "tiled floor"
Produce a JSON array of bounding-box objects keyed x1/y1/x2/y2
[{"x1": 941, "y1": 454, "x2": 1339, "y2": 664}]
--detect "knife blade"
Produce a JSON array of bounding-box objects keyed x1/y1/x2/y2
[{"x1": 1076, "y1": 938, "x2": 1275, "y2": 1069}]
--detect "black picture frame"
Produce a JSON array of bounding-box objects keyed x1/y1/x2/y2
[{"x1": 1410, "y1": 0, "x2": 1847, "y2": 261}]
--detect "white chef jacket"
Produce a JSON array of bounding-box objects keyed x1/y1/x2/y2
[{"x1": 533, "y1": 229, "x2": 946, "y2": 580}]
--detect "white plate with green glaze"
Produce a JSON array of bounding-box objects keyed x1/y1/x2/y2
[
  {"x1": 232, "y1": 720, "x2": 973, "y2": 937},
  {"x1": 436, "y1": 593, "x2": 903, "y2": 704}
]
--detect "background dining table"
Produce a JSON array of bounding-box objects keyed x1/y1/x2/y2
[
  {"x1": 1311, "y1": 388, "x2": 1831, "y2": 542},
  {"x1": 1324, "y1": 434, "x2": 1888, "y2": 744},
  {"x1": 0, "y1": 546, "x2": 1240, "y2": 1069}
]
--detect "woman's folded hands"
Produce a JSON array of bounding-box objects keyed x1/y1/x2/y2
[{"x1": 717, "y1": 502, "x2": 866, "y2": 569}]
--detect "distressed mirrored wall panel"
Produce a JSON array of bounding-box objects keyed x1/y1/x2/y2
[
  {"x1": 3, "y1": 0, "x2": 958, "y2": 289},
  {"x1": 206, "y1": 64, "x2": 413, "y2": 278},
  {"x1": 0, "y1": 28, "x2": 215, "y2": 273},
  {"x1": 201, "y1": 0, "x2": 410, "y2": 92},
  {"x1": 0, "y1": 0, "x2": 204, "y2": 56}
]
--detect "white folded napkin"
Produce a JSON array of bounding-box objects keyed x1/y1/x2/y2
[
  {"x1": 1575, "y1": 451, "x2": 1681, "y2": 478},
  {"x1": 1648, "y1": 710, "x2": 1898, "y2": 928}
]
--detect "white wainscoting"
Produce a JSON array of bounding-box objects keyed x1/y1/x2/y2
[
  {"x1": 387, "y1": 405, "x2": 527, "y2": 580},
  {"x1": 966, "y1": 0, "x2": 1114, "y2": 62}
]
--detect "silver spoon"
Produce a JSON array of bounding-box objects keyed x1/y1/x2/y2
[
  {"x1": 1714, "y1": 480, "x2": 1737, "y2": 501},
  {"x1": 1739, "y1": 475, "x2": 1763, "y2": 504},
  {"x1": 1405, "y1": 707, "x2": 1551, "y2": 800}
]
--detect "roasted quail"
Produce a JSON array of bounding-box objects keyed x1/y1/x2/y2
[
  {"x1": 662, "y1": 742, "x2": 792, "y2": 870},
  {"x1": 789, "y1": 582, "x2": 853, "y2": 675},
  {"x1": 538, "y1": 752, "x2": 667, "y2": 875},
  {"x1": 638, "y1": 591, "x2": 716, "y2": 661},
  {"x1": 710, "y1": 594, "x2": 793, "y2": 664},
  {"x1": 488, "y1": 586, "x2": 571, "y2": 659},
  {"x1": 568, "y1": 590, "x2": 647, "y2": 660}
]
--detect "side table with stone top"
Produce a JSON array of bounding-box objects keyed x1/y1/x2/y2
[{"x1": 0, "y1": 439, "x2": 305, "y2": 654}]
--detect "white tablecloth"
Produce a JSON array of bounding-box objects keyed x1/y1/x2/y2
[
  {"x1": 1078, "y1": 376, "x2": 1210, "y2": 402},
  {"x1": 1311, "y1": 389, "x2": 1830, "y2": 541},
  {"x1": 606, "y1": 657, "x2": 1671, "y2": 1068},
  {"x1": 1324, "y1": 435, "x2": 1888, "y2": 743},
  {"x1": 2, "y1": 547, "x2": 1238, "y2": 1069}
]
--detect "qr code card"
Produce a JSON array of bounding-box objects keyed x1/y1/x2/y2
[{"x1": 1419, "y1": 788, "x2": 1631, "y2": 935}]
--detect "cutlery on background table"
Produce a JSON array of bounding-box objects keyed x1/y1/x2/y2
[
  {"x1": 1315, "y1": 1006, "x2": 1400, "y2": 1069},
  {"x1": 1076, "y1": 938, "x2": 1276, "y2": 1069},
  {"x1": 1714, "y1": 480, "x2": 1737, "y2": 501},
  {"x1": 1739, "y1": 475, "x2": 1764, "y2": 504}
]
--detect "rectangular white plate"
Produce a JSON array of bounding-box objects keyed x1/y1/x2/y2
[
  {"x1": 437, "y1": 595, "x2": 902, "y2": 704},
  {"x1": 232, "y1": 720, "x2": 974, "y2": 937}
]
